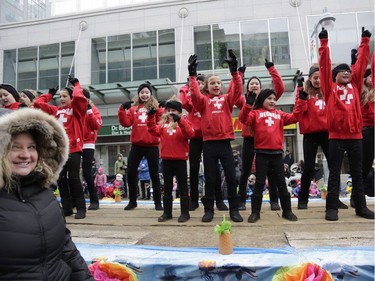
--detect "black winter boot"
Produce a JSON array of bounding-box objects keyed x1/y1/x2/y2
[
  {"x1": 216, "y1": 200, "x2": 229, "y2": 211},
  {"x1": 201, "y1": 197, "x2": 214, "y2": 222},
  {"x1": 178, "y1": 196, "x2": 190, "y2": 222},
  {"x1": 228, "y1": 197, "x2": 243, "y2": 222},
  {"x1": 248, "y1": 195, "x2": 263, "y2": 223},
  {"x1": 158, "y1": 196, "x2": 173, "y2": 222}
]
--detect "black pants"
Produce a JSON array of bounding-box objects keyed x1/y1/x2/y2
[
  {"x1": 203, "y1": 140, "x2": 237, "y2": 200},
  {"x1": 299, "y1": 132, "x2": 329, "y2": 204},
  {"x1": 327, "y1": 139, "x2": 365, "y2": 210},
  {"x1": 362, "y1": 127, "x2": 374, "y2": 185},
  {"x1": 58, "y1": 152, "x2": 86, "y2": 212},
  {"x1": 253, "y1": 153, "x2": 289, "y2": 199},
  {"x1": 127, "y1": 145, "x2": 161, "y2": 205},
  {"x1": 163, "y1": 160, "x2": 188, "y2": 198},
  {"x1": 238, "y1": 137, "x2": 255, "y2": 201},
  {"x1": 82, "y1": 148, "x2": 99, "y2": 204},
  {"x1": 188, "y1": 138, "x2": 204, "y2": 204}
]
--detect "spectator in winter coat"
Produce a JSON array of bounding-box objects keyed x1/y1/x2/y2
[
  {"x1": 0, "y1": 108, "x2": 93, "y2": 280},
  {"x1": 138, "y1": 157, "x2": 151, "y2": 199}
]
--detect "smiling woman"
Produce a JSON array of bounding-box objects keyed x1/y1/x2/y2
[{"x1": 0, "y1": 108, "x2": 93, "y2": 280}]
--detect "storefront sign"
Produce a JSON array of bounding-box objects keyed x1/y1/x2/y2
[{"x1": 98, "y1": 125, "x2": 132, "y2": 136}]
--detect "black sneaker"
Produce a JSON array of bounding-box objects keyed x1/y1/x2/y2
[
  {"x1": 75, "y1": 209, "x2": 86, "y2": 219},
  {"x1": 338, "y1": 200, "x2": 349, "y2": 209},
  {"x1": 282, "y1": 211, "x2": 298, "y2": 221},
  {"x1": 178, "y1": 213, "x2": 190, "y2": 223},
  {"x1": 124, "y1": 201, "x2": 137, "y2": 210},
  {"x1": 158, "y1": 213, "x2": 172, "y2": 222},
  {"x1": 201, "y1": 211, "x2": 214, "y2": 222},
  {"x1": 216, "y1": 200, "x2": 228, "y2": 211},
  {"x1": 155, "y1": 204, "x2": 164, "y2": 211},
  {"x1": 270, "y1": 202, "x2": 281, "y2": 211},
  {"x1": 248, "y1": 213, "x2": 260, "y2": 223},
  {"x1": 356, "y1": 207, "x2": 375, "y2": 219},
  {"x1": 325, "y1": 209, "x2": 338, "y2": 221},
  {"x1": 88, "y1": 203, "x2": 99, "y2": 210},
  {"x1": 230, "y1": 210, "x2": 243, "y2": 222},
  {"x1": 298, "y1": 202, "x2": 308, "y2": 209}
]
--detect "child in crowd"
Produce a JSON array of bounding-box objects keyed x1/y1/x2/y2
[
  {"x1": 0, "y1": 83, "x2": 22, "y2": 109},
  {"x1": 318, "y1": 26, "x2": 374, "y2": 220},
  {"x1": 19, "y1": 89, "x2": 37, "y2": 107},
  {"x1": 239, "y1": 88, "x2": 305, "y2": 223},
  {"x1": 118, "y1": 83, "x2": 163, "y2": 211},
  {"x1": 147, "y1": 96, "x2": 195, "y2": 222},
  {"x1": 138, "y1": 156, "x2": 151, "y2": 199},
  {"x1": 188, "y1": 50, "x2": 243, "y2": 223},
  {"x1": 94, "y1": 167, "x2": 107, "y2": 199}
]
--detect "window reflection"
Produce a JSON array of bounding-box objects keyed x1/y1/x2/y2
[
  {"x1": 108, "y1": 34, "x2": 131, "y2": 83},
  {"x1": 3, "y1": 50, "x2": 17, "y2": 86},
  {"x1": 18, "y1": 47, "x2": 37, "y2": 90},
  {"x1": 133, "y1": 31, "x2": 157, "y2": 81},
  {"x1": 39, "y1": 43, "x2": 59, "y2": 90},
  {"x1": 212, "y1": 23, "x2": 240, "y2": 69},
  {"x1": 92, "y1": 37, "x2": 106, "y2": 84},
  {"x1": 194, "y1": 25, "x2": 212, "y2": 70},
  {"x1": 158, "y1": 29, "x2": 175, "y2": 80},
  {"x1": 61, "y1": 41, "x2": 75, "y2": 88}
]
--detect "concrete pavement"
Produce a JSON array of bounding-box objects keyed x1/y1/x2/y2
[{"x1": 66, "y1": 198, "x2": 374, "y2": 249}]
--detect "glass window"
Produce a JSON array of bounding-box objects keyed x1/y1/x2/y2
[
  {"x1": 132, "y1": 31, "x2": 157, "y2": 81},
  {"x1": 91, "y1": 37, "x2": 106, "y2": 84},
  {"x1": 39, "y1": 43, "x2": 59, "y2": 90},
  {"x1": 269, "y1": 18, "x2": 290, "y2": 65},
  {"x1": 108, "y1": 34, "x2": 131, "y2": 83},
  {"x1": 17, "y1": 46, "x2": 37, "y2": 90},
  {"x1": 158, "y1": 29, "x2": 176, "y2": 80},
  {"x1": 3, "y1": 49, "x2": 17, "y2": 86},
  {"x1": 194, "y1": 25, "x2": 212, "y2": 70},
  {"x1": 61, "y1": 41, "x2": 75, "y2": 88},
  {"x1": 241, "y1": 20, "x2": 269, "y2": 67},
  {"x1": 212, "y1": 23, "x2": 240, "y2": 69}
]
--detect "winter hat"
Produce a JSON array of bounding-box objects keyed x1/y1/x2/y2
[
  {"x1": 82, "y1": 88, "x2": 90, "y2": 99},
  {"x1": 364, "y1": 68, "x2": 371, "y2": 79},
  {"x1": 165, "y1": 100, "x2": 182, "y2": 113},
  {"x1": 0, "y1": 83, "x2": 20, "y2": 102},
  {"x1": 332, "y1": 63, "x2": 351, "y2": 82},
  {"x1": 308, "y1": 65, "x2": 319, "y2": 77},
  {"x1": 253, "y1": 88, "x2": 276, "y2": 110},
  {"x1": 197, "y1": 73, "x2": 206, "y2": 82},
  {"x1": 62, "y1": 87, "x2": 73, "y2": 98},
  {"x1": 21, "y1": 89, "x2": 36, "y2": 102},
  {"x1": 137, "y1": 83, "x2": 153, "y2": 95},
  {"x1": 246, "y1": 76, "x2": 262, "y2": 91}
]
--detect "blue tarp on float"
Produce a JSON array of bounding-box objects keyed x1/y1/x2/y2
[{"x1": 78, "y1": 244, "x2": 374, "y2": 280}]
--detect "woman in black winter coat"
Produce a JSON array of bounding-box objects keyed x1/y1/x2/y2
[{"x1": 0, "y1": 108, "x2": 93, "y2": 281}]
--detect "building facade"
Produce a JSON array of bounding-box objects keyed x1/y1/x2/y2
[{"x1": 0, "y1": 0, "x2": 373, "y2": 174}]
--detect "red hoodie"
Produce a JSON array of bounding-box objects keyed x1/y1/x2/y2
[
  {"x1": 189, "y1": 72, "x2": 242, "y2": 141},
  {"x1": 34, "y1": 83, "x2": 87, "y2": 153},
  {"x1": 118, "y1": 103, "x2": 160, "y2": 146},
  {"x1": 319, "y1": 36, "x2": 370, "y2": 139},
  {"x1": 147, "y1": 114, "x2": 194, "y2": 160},
  {"x1": 83, "y1": 104, "x2": 102, "y2": 149}
]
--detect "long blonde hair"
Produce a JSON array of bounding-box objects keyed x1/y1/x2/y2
[{"x1": 361, "y1": 79, "x2": 374, "y2": 106}]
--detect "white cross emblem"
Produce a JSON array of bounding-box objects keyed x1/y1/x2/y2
[
  {"x1": 315, "y1": 99, "x2": 325, "y2": 110},
  {"x1": 57, "y1": 114, "x2": 67, "y2": 124},
  {"x1": 167, "y1": 128, "x2": 176, "y2": 135},
  {"x1": 213, "y1": 99, "x2": 223, "y2": 109},
  {"x1": 265, "y1": 117, "x2": 274, "y2": 127},
  {"x1": 339, "y1": 88, "x2": 353, "y2": 104},
  {"x1": 138, "y1": 112, "x2": 147, "y2": 123}
]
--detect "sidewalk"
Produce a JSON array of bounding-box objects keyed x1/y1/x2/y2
[{"x1": 66, "y1": 198, "x2": 374, "y2": 249}]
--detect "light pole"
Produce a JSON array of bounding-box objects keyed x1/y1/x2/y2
[{"x1": 310, "y1": 7, "x2": 336, "y2": 63}]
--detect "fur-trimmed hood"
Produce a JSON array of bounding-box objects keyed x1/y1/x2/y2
[{"x1": 0, "y1": 108, "x2": 69, "y2": 189}]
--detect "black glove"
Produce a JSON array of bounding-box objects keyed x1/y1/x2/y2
[
  {"x1": 121, "y1": 101, "x2": 133, "y2": 110},
  {"x1": 318, "y1": 27, "x2": 328, "y2": 39},
  {"x1": 296, "y1": 73, "x2": 304, "y2": 88},
  {"x1": 224, "y1": 49, "x2": 238, "y2": 73},
  {"x1": 361, "y1": 26, "x2": 372, "y2": 38},
  {"x1": 159, "y1": 100, "x2": 167, "y2": 108},
  {"x1": 147, "y1": 108, "x2": 156, "y2": 116},
  {"x1": 18, "y1": 102, "x2": 28, "y2": 108},
  {"x1": 188, "y1": 54, "x2": 198, "y2": 76},
  {"x1": 87, "y1": 103, "x2": 92, "y2": 110},
  {"x1": 238, "y1": 64, "x2": 246, "y2": 75},
  {"x1": 170, "y1": 113, "x2": 181, "y2": 122},
  {"x1": 68, "y1": 75, "x2": 79, "y2": 85},
  {"x1": 264, "y1": 59, "x2": 274, "y2": 69},
  {"x1": 246, "y1": 92, "x2": 257, "y2": 105},
  {"x1": 351, "y1": 49, "x2": 358, "y2": 65},
  {"x1": 299, "y1": 88, "x2": 308, "y2": 100},
  {"x1": 48, "y1": 86, "x2": 59, "y2": 97}
]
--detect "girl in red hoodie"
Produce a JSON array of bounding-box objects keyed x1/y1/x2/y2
[
  {"x1": 34, "y1": 77, "x2": 88, "y2": 219},
  {"x1": 188, "y1": 50, "x2": 243, "y2": 223},
  {"x1": 147, "y1": 97, "x2": 195, "y2": 223},
  {"x1": 118, "y1": 83, "x2": 163, "y2": 211},
  {"x1": 318, "y1": 27, "x2": 373, "y2": 221}
]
